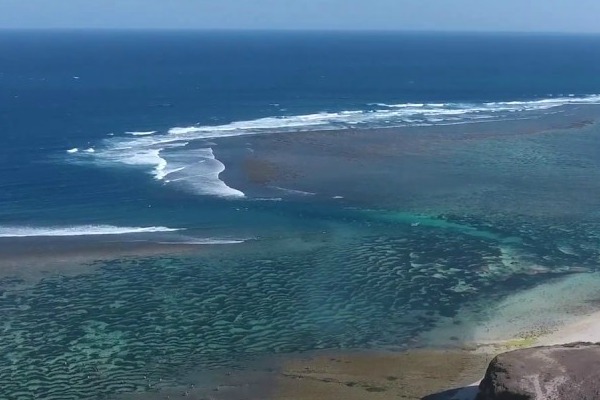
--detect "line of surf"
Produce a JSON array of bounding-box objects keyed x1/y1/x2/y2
[
  {"x1": 158, "y1": 238, "x2": 247, "y2": 245},
  {"x1": 126, "y1": 131, "x2": 156, "y2": 136},
  {"x1": 166, "y1": 94, "x2": 600, "y2": 138},
  {"x1": 80, "y1": 141, "x2": 245, "y2": 198},
  {"x1": 155, "y1": 147, "x2": 245, "y2": 198},
  {"x1": 0, "y1": 225, "x2": 182, "y2": 238},
  {"x1": 373, "y1": 94, "x2": 600, "y2": 110},
  {"x1": 66, "y1": 94, "x2": 600, "y2": 200}
]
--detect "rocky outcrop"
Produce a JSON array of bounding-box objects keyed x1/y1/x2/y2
[{"x1": 477, "y1": 342, "x2": 600, "y2": 400}]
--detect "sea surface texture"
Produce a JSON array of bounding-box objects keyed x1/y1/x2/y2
[{"x1": 2, "y1": 31, "x2": 600, "y2": 399}]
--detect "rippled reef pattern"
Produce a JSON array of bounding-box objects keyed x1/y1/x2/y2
[{"x1": 1, "y1": 214, "x2": 600, "y2": 399}]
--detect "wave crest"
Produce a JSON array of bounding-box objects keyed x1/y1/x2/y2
[
  {"x1": 166, "y1": 94, "x2": 600, "y2": 139},
  {"x1": 0, "y1": 225, "x2": 181, "y2": 238}
]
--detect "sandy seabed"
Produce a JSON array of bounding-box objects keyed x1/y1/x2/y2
[
  {"x1": 116, "y1": 273, "x2": 600, "y2": 400},
  {"x1": 271, "y1": 273, "x2": 600, "y2": 400}
]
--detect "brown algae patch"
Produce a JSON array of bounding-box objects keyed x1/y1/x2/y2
[{"x1": 273, "y1": 349, "x2": 487, "y2": 400}]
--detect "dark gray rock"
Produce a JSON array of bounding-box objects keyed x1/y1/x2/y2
[{"x1": 477, "y1": 342, "x2": 600, "y2": 400}]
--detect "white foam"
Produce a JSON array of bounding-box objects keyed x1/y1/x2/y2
[
  {"x1": 157, "y1": 147, "x2": 245, "y2": 198},
  {"x1": 78, "y1": 94, "x2": 600, "y2": 199},
  {"x1": 165, "y1": 94, "x2": 600, "y2": 141},
  {"x1": 271, "y1": 186, "x2": 316, "y2": 196},
  {"x1": 0, "y1": 225, "x2": 181, "y2": 238},
  {"x1": 126, "y1": 131, "x2": 157, "y2": 136},
  {"x1": 103, "y1": 147, "x2": 168, "y2": 179},
  {"x1": 67, "y1": 148, "x2": 79, "y2": 154},
  {"x1": 252, "y1": 197, "x2": 283, "y2": 202},
  {"x1": 158, "y1": 238, "x2": 246, "y2": 245},
  {"x1": 84, "y1": 147, "x2": 95, "y2": 153},
  {"x1": 89, "y1": 130, "x2": 245, "y2": 198}
]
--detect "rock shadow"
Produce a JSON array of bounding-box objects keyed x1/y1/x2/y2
[{"x1": 422, "y1": 385, "x2": 479, "y2": 400}]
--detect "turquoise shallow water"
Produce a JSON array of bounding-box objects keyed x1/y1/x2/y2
[{"x1": 3, "y1": 204, "x2": 600, "y2": 398}]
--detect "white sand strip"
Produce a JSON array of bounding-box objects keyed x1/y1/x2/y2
[
  {"x1": 537, "y1": 309, "x2": 600, "y2": 346},
  {"x1": 421, "y1": 272, "x2": 600, "y2": 353}
]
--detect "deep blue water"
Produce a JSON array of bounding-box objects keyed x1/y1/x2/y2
[
  {"x1": 3, "y1": 31, "x2": 600, "y2": 399},
  {"x1": 2, "y1": 31, "x2": 600, "y2": 229}
]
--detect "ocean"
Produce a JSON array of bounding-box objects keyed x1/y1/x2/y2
[{"x1": 2, "y1": 30, "x2": 600, "y2": 399}]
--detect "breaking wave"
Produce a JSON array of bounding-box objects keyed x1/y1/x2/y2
[
  {"x1": 167, "y1": 94, "x2": 600, "y2": 138},
  {"x1": 0, "y1": 225, "x2": 181, "y2": 238},
  {"x1": 157, "y1": 147, "x2": 245, "y2": 198},
  {"x1": 126, "y1": 131, "x2": 156, "y2": 136},
  {"x1": 67, "y1": 94, "x2": 600, "y2": 199},
  {"x1": 158, "y1": 238, "x2": 247, "y2": 245}
]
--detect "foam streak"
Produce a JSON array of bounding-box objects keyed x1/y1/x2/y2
[{"x1": 0, "y1": 225, "x2": 181, "y2": 238}]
